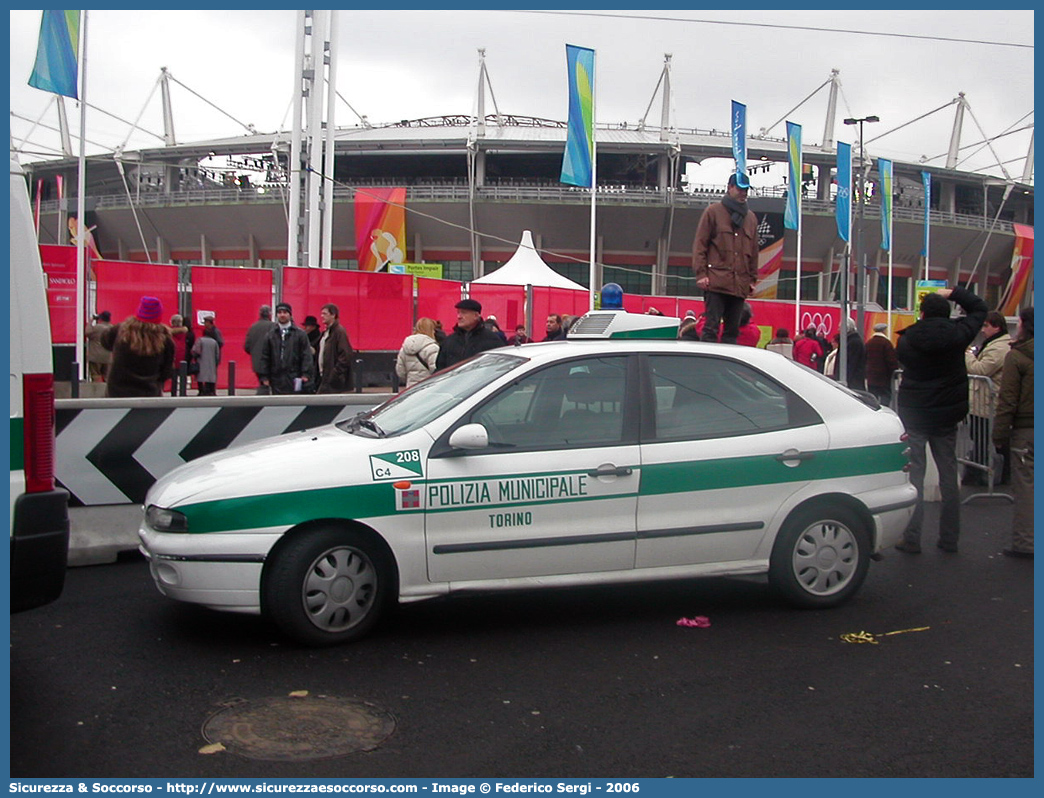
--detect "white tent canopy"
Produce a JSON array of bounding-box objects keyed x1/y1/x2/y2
[{"x1": 470, "y1": 230, "x2": 587, "y2": 291}]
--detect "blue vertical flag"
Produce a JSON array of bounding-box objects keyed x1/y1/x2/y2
[
  {"x1": 560, "y1": 44, "x2": 595, "y2": 188},
  {"x1": 879, "y1": 158, "x2": 893, "y2": 251},
  {"x1": 731, "y1": 101, "x2": 747, "y2": 179},
  {"x1": 921, "y1": 170, "x2": 931, "y2": 256},
  {"x1": 28, "y1": 10, "x2": 80, "y2": 99},
  {"x1": 784, "y1": 121, "x2": 802, "y2": 230},
  {"x1": 835, "y1": 141, "x2": 852, "y2": 242}
]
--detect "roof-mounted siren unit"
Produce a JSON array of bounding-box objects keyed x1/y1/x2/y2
[{"x1": 569, "y1": 310, "x2": 681, "y2": 340}]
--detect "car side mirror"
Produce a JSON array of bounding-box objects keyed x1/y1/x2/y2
[{"x1": 447, "y1": 423, "x2": 490, "y2": 450}]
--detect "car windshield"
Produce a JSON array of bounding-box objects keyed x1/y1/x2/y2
[{"x1": 336, "y1": 352, "x2": 527, "y2": 437}]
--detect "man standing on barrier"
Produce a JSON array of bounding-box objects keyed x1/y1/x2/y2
[
  {"x1": 692, "y1": 172, "x2": 759, "y2": 345},
  {"x1": 894, "y1": 286, "x2": 987, "y2": 555},
  {"x1": 259, "y1": 302, "x2": 314, "y2": 395}
]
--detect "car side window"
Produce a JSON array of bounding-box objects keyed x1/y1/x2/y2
[
  {"x1": 649, "y1": 354, "x2": 818, "y2": 441},
  {"x1": 471, "y1": 357, "x2": 628, "y2": 450}
]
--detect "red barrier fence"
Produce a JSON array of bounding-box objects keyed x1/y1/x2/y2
[
  {"x1": 190, "y1": 265, "x2": 273, "y2": 389},
  {"x1": 39, "y1": 244, "x2": 80, "y2": 344},
  {"x1": 95, "y1": 260, "x2": 179, "y2": 331},
  {"x1": 416, "y1": 277, "x2": 464, "y2": 335},
  {"x1": 48, "y1": 248, "x2": 916, "y2": 385},
  {"x1": 282, "y1": 267, "x2": 414, "y2": 351}
]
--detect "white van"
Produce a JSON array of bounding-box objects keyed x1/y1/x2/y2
[{"x1": 9, "y1": 157, "x2": 69, "y2": 611}]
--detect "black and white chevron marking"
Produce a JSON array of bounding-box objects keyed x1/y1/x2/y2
[{"x1": 55, "y1": 404, "x2": 359, "y2": 506}]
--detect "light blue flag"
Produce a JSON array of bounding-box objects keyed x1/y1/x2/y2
[
  {"x1": 835, "y1": 142, "x2": 851, "y2": 242},
  {"x1": 921, "y1": 170, "x2": 931, "y2": 256},
  {"x1": 561, "y1": 44, "x2": 595, "y2": 188},
  {"x1": 731, "y1": 101, "x2": 747, "y2": 179},
  {"x1": 28, "y1": 10, "x2": 80, "y2": 99},
  {"x1": 879, "y1": 159, "x2": 893, "y2": 251},
  {"x1": 784, "y1": 121, "x2": 802, "y2": 230}
]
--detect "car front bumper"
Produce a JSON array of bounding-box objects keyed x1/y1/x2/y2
[{"x1": 138, "y1": 526, "x2": 283, "y2": 614}]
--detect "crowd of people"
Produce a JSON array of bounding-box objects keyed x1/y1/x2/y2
[{"x1": 85, "y1": 296, "x2": 359, "y2": 398}]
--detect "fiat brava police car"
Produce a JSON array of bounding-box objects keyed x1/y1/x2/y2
[{"x1": 139, "y1": 310, "x2": 916, "y2": 646}]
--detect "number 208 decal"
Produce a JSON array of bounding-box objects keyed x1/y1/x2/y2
[{"x1": 370, "y1": 450, "x2": 424, "y2": 480}]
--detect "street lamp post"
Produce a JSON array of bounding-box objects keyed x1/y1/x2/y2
[{"x1": 843, "y1": 115, "x2": 879, "y2": 341}]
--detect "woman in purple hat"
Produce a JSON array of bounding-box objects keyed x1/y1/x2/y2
[{"x1": 103, "y1": 296, "x2": 175, "y2": 397}]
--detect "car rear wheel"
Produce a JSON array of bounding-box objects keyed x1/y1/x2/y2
[
  {"x1": 769, "y1": 505, "x2": 870, "y2": 608},
  {"x1": 263, "y1": 528, "x2": 393, "y2": 646}
]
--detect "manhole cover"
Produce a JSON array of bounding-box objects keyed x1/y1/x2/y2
[{"x1": 202, "y1": 696, "x2": 396, "y2": 761}]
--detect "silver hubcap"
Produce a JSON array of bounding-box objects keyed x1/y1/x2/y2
[
  {"x1": 791, "y1": 520, "x2": 858, "y2": 596},
  {"x1": 302, "y1": 546, "x2": 377, "y2": 632}
]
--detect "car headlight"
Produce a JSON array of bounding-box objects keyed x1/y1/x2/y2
[{"x1": 146, "y1": 505, "x2": 189, "y2": 533}]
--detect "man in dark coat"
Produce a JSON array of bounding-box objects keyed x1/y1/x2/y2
[
  {"x1": 894, "y1": 286, "x2": 988, "y2": 555},
  {"x1": 840, "y1": 318, "x2": 867, "y2": 392},
  {"x1": 244, "y1": 304, "x2": 276, "y2": 387},
  {"x1": 259, "y1": 302, "x2": 314, "y2": 394},
  {"x1": 865, "y1": 322, "x2": 899, "y2": 404},
  {"x1": 435, "y1": 298, "x2": 505, "y2": 370},
  {"x1": 317, "y1": 303, "x2": 353, "y2": 393},
  {"x1": 543, "y1": 314, "x2": 566, "y2": 342}
]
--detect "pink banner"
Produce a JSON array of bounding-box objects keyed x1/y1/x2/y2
[
  {"x1": 39, "y1": 244, "x2": 79, "y2": 344},
  {"x1": 999, "y1": 223, "x2": 1034, "y2": 316},
  {"x1": 354, "y1": 187, "x2": 407, "y2": 272},
  {"x1": 751, "y1": 238, "x2": 785, "y2": 300}
]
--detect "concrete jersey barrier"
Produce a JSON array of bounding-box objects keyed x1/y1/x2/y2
[{"x1": 56, "y1": 393, "x2": 388, "y2": 507}]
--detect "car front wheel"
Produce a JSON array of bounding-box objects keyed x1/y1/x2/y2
[
  {"x1": 263, "y1": 528, "x2": 393, "y2": 646},
  {"x1": 769, "y1": 505, "x2": 870, "y2": 608}
]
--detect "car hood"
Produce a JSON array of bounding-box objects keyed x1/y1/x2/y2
[{"x1": 145, "y1": 424, "x2": 434, "y2": 508}]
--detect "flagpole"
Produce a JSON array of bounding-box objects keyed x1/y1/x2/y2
[
  {"x1": 885, "y1": 163, "x2": 894, "y2": 336},
  {"x1": 587, "y1": 51, "x2": 597, "y2": 311},
  {"x1": 922, "y1": 171, "x2": 931, "y2": 282},
  {"x1": 785, "y1": 122, "x2": 802, "y2": 338},
  {"x1": 887, "y1": 247, "x2": 894, "y2": 336},
  {"x1": 75, "y1": 9, "x2": 88, "y2": 384},
  {"x1": 794, "y1": 197, "x2": 802, "y2": 336}
]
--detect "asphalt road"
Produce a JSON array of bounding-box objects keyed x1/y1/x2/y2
[{"x1": 9, "y1": 496, "x2": 1034, "y2": 779}]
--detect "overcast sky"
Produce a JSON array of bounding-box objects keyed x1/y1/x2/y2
[{"x1": 8, "y1": 8, "x2": 1035, "y2": 185}]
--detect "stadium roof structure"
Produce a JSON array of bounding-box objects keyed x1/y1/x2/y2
[{"x1": 17, "y1": 57, "x2": 1033, "y2": 309}]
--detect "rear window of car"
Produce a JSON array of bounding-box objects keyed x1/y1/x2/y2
[{"x1": 647, "y1": 354, "x2": 821, "y2": 441}]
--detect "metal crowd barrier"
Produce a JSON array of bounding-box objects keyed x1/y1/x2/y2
[
  {"x1": 958, "y1": 375, "x2": 1014, "y2": 505},
  {"x1": 889, "y1": 371, "x2": 1013, "y2": 505}
]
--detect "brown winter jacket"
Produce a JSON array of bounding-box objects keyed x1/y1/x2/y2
[
  {"x1": 691, "y1": 201, "x2": 760, "y2": 299},
  {"x1": 864, "y1": 332, "x2": 899, "y2": 391},
  {"x1": 993, "y1": 338, "x2": 1033, "y2": 446},
  {"x1": 317, "y1": 321, "x2": 353, "y2": 393}
]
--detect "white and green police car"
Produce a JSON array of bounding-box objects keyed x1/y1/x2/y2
[{"x1": 139, "y1": 310, "x2": 916, "y2": 646}]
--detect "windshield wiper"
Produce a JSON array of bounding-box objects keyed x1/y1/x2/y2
[
  {"x1": 357, "y1": 417, "x2": 386, "y2": 437},
  {"x1": 342, "y1": 411, "x2": 386, "y2": 437}
]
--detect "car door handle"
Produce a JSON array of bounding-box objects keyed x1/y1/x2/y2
[
  {"x1": 587, "y1": 465, "x2": 633, "y2": 477},
  {"x1": 775, "y1": 449, "x2": 814, "y2": 463}
]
